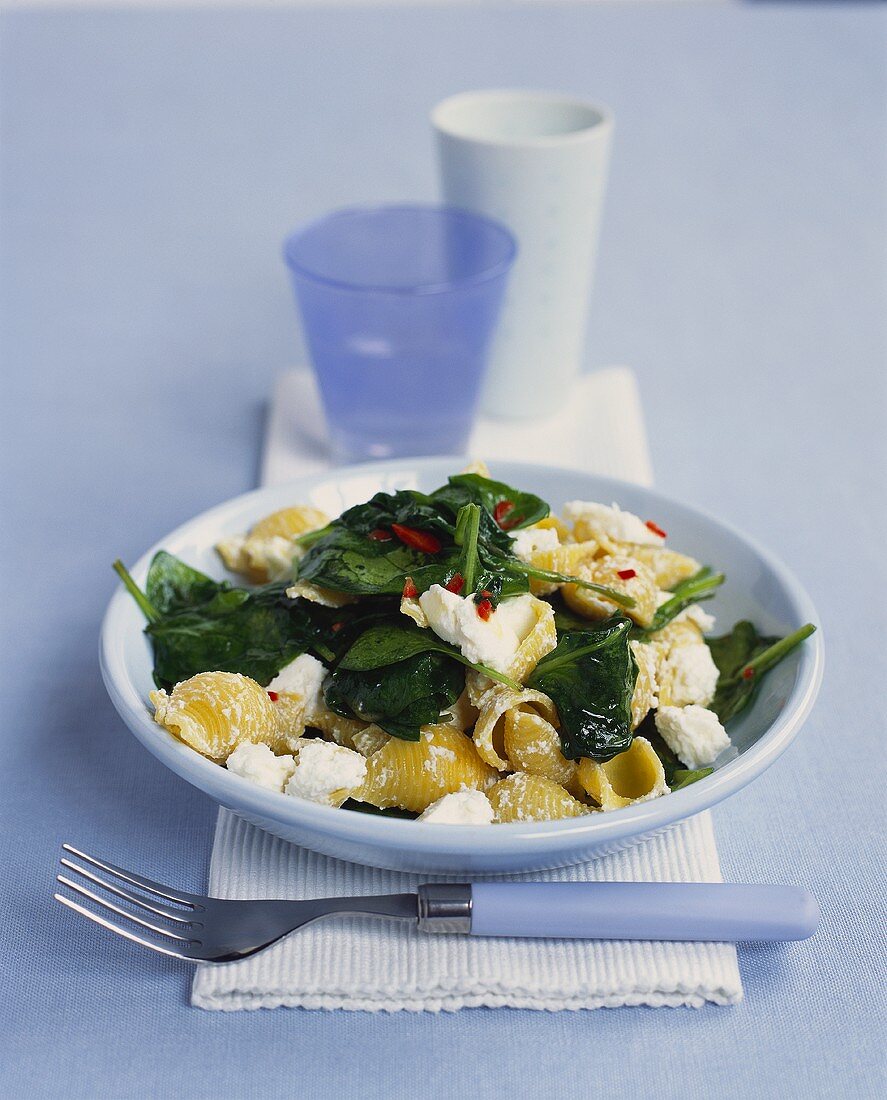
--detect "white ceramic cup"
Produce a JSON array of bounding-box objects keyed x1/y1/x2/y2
[{"x1": 433, "y1": 90, "x2": 613, "y2": 419}]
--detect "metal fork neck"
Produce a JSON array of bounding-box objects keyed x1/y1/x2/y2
[{"x1": 417, "y1": 884, "x2": 472, "y2": 933}]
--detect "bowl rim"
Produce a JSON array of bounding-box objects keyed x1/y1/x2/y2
[{"x1": 100, "y1": 456, "x2": 824, "y2": 857}]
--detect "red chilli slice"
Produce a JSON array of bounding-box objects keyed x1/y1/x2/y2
[
  {"x1": 368, "y1": 528, "x2": 392, "y2": 541},
  {"x1": 617, "y1": 568, "x2": 637, "y2": 581},
  {"x1": 267, "y1": 691, "x2": 279, "y2": 702},
  {"x1": 476, "y1": 598, "x2": 493, "y2": 621},
  {"x1": 742, "y1": 667, "x2": 756, "y2": 681},
  {"x1": 645, "y1": 520, "x2": 667, "y2": 539},
  {"x1": 493, "y1": 500, "x2": 514, "y2": 527},
  {"x1": 446, "y1": 573, "x2": 465, "y2": 594},
  {"x1": 391, "y1": 523, "x2": 441, "y2": 554},
  {"x1": 402, "y1": 577, "x2": 419, "y2": 599}
]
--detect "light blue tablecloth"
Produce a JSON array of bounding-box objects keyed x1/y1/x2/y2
[{"x1": 1, "y1": 3, "x2": 884, "y2": 1097}]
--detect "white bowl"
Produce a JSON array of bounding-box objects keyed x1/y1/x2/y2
[{"x1": 100, "y1": 458, "x2": 823, "y2": 873}]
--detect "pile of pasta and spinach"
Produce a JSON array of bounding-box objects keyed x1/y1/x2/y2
[{"x1": 114, "y1": 466, "x2": 815, "y2": 825}]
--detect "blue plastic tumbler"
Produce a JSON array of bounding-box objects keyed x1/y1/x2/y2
[{"x1": 283, "y1": 205, "x2": 516, "y2": 461}]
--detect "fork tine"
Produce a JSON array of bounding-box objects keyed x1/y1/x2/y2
[
  {"x1": 61, "y1": 844, "x2": 199, "y2": 907},
  {"x1": 56, "y1": 875, "x2": 196, "y2": 943},
  {"x1": 54, "y1": 894, "x2": 200, "y2": 962},
  {"x1": 59, "y1": 858, "x2": 194, "y2": 924}
]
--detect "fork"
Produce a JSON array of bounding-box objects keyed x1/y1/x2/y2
[{"x1": 54, "y1": 843, "x2": 819, "y2": 963}]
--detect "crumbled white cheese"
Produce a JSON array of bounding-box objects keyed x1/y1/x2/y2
[
  {"x1": 562, "y1": 500, "x2": 664, "y2": 545},
  {"x1": 284, "y1": 740, "x2": 367, "y2": 806},
  {"x1": 418, "y1": 587, "x2": 537, "y2": 673},
  {"x1": 226, "y1": 742, "x2": 296, "y2": 793},
  {"x1": 661, "y1": 643, "x2": 720, "y2": 707},
  {"x1": 655, "y1": 705, "x2": 731, "y2": 770},
  {"x1": 509, "y1": 526, "x2": 559, "y2": 561},
  {"x1": 674, "y1": 604, "x2": 717, "y2": 633},
  {"x1": 266, "y1": 653, "x2": 327, "y2": 715},
  {"x1": 418, "y1": 789, "x2": 495, "y2": 825}
]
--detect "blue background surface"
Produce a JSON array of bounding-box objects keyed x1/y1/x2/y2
[{"x1": 1, "y1": 3, "x2": 884, "y2": 1097}]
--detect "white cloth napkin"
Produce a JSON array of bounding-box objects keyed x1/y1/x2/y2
[{"x1": 192, "y1": 367, "x2": 742, "y2": 1012}]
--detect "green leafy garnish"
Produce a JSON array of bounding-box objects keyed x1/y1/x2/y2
[
  {"x1": 324, "y1": 651, "x2": 464, "y2": 741},
  {"x1": 526, "y1": 616, "x2": 638, "y2": 761},
  {"x1": 144, "y1": 550, "x2": 224, "y2": 616},
  {"x1": 340, "y1": 800, "x2": 418, "y2": 819},
  {"x1": 510, "y1": 560, "x2": 637, "y2": 610},
  {"x1": 634, "y1": 567, "x2": 725, "y2": 635},
  {"x1": 431, "y1": 473, "x2": 549, "y2": 534},
  {"x1": 670, "y1": 767, "x2": 714, "y2": 791},
  {"x1": 708, "y1": 621, "x2": 816, "y2": 723},
  {"x1": 115, "y1": 553, "x2": 320, "y2": 689},
  {"x1": 454, "y1": 503, "x2": 482, "y2": 595}
]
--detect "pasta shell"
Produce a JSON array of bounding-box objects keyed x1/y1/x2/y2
[
  {"x1": 488, "y1": 773, "x2": 588, "y2": 823},
  {"x1": 472, "y1": 684, "x2": 559, "y2": 770},
  {"x1": 400, "y1": 595, "x2": 429, "y2": 628},
  {"x1": 349, "y1": 725, "x2": 390, "y2": 758},
  {"x1": 562, "y1": 554, "x2": 659, "y2": 628},
  {"x1": 358, "y1": 724, "x2": 498, "y2": 812},
  {"x1": 527, "y1": 540, "x2": 598, "y2": 596},
  {"x1": 630, "y1": 546, "x2": 701, "y2": 590},
  {"x1": 577, "y1": 737, "x2": 667, "y2": 811},
  {"x1": 150, "y1": 672, "x2": 276, "y2": 761},
  {"x1": 310, "y1": 703, "x2": 372, "y2": 750},
  {"x1": 533, "y1": 515, "x2": 572, "y2": 543},
  {"x1": 285, "y1": 581, "x2": 356, "y2": 608},
  {"x1": 439, "y1": 689, "x2": 480, "y2": 733},
  {"x1": 506, "y1": 595, "x2": 557, "y2": 682},
  {"x1": 459, "y1": 459, "x2": 490, "y2": 477},
  {"x1": 503, "y1": 709, "x2": 577, "y2": 789},
  {"x1": 250, "y1": 505, "x2": 329, "y2": 542},
  {"x1": 629, "y1": 640, "x2": 659, "y2": 729},
  {"x1": 216, "y1": 505, "x2": 329, "y2": 583}
]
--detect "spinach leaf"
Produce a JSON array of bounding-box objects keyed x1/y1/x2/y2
[
  {"x1": 145, "y1": 550, "x2": 225, "y2": 615},
  {"x1": 340, "y1": 800, "x2": 419, "y2": 819},
  {"x1": 338, "y1": 490, "x2": 454, "y2": 541},
  {"x1": 296, "y1": 489, "x2": 462, "y2": 596},
  {"x1": 708, "y1": 621, "x2": 816, "y2": 724},
  {"x1": 324, "y1": 650, "x2": 464, "y2": 741},
  {"x1": 115, "y1": 556, "x2": 320, "y2": 689},
  {"x1": 297, "y1": 526, "x2": 463, "y2": 596},
  {"x1": 670, "y1": 767, "x2": 714, "y2": 791},
  {"x1": 338, "y1": 621, "x2": 521, "y2": 690},
  {"x1": 526, "y1": 616, "x2": 637, "y2": 761},
  {"x1": 431, "y1": 473, "x2": 549, "y2": 532},
  {"x1": 633, "y1": 568, "x2": 725, "y2": 636},
  {"x1": 147, "y1": 581, "x2": 318, "y2": 689}
]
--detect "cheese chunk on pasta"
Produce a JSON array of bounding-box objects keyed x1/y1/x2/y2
[
  {"x1": 563, "y1": 500, "x2": 665, "y2": 549},
  {"x1": 285, "y1": 740, "x2": 367, "y2": 807}
]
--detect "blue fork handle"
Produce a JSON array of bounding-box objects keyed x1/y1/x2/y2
[{"x1": 469, "y1": 882, "x2": 819, "y2": 941}]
